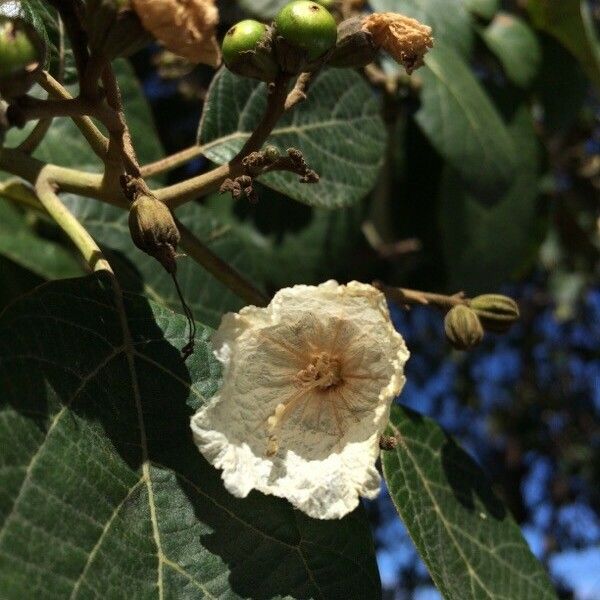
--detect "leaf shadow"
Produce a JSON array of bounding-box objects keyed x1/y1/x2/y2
[{"x1": 441, "y1": 434, "x2": 506, "y2": 521}]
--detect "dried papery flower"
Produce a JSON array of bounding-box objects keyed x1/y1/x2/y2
[
  {"x1": 362, "y1": 12, "x2": 433, "y2": 73},
  {"x1": 191, "y1": 281, "x2": 409, "y2": 519},
  {"x1": 131, "y1": 0, "x2": 221, "y2": 66}
]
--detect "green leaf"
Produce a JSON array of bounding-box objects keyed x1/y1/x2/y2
[
  {"x1": 370, "y1": 0, "x2": 474, "y2": 57},
  {"x1": 527, "y1": 0, "x2": 600, "y2": 89},
  {"x1": 0, "y1": 197, "x2": 83, "y2": 280},
  {"x1": 0, "y1": 256, "x2": 44, "y2": 310},
  {"x1": 416, "y1": 44, "x2": 517, "y2": 197},
  {"x1": 0, "y1": 272, "x2": 381, "y2": 599},
  {"x1": 198, "y1": 68, "x2": 386, "y2": 209},
  {"x1": 65, "y1": 196, "x2": 266, "y2": 328},
  {"x1": 481, "y1": 13, "x2": 541, "y2": 88},
  {"x1": 440, "y1": 106, "x2": 542, "y2": 293},
  {"x1": 207, "y1": 187, "x2": 365, "y2": 289},
  {"x1": 462, "y1": 0, "x2": 500, "y2": 21},
  {"x1": 382, "y1": 404, "x2": 557, "y2": 600},
  {"x1": 238, "y1": 0, "x2": 287, "y2": 19}
]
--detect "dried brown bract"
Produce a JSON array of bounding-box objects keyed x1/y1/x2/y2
[
  {"x1": 362, "y1": 12, "x2": 433, "y2": 73},
  {"x1": 131, "y1": 0, "x2": 221, "y2": 66}
]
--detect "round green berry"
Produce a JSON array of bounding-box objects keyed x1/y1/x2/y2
[
  {"x1": 275, "y1": 1, "x2": 337, "y2": 62},
  {"x1": 222, "y1": 19, "x2": 268, "y2": 67},
  {"x1": 0, "y1": 17, "x2": 40, "y2": 77}
]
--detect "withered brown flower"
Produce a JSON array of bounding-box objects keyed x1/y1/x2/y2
[
  {"x1": 131, "y1": 0, "x2": 221, "y2": 66},
  {"x1": 363, "y1": 12, "x2": 433, "y2": 73}
]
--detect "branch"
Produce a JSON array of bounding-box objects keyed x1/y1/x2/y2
[
  {"x1": 155, "y1": 72, "x2": 311, "y2": 209},
  {"x1": 373, "y1": 281, "x2": 467, "y2": 310},
  {"x1": 36, "y1": 70, "x2": 109, "y2": 160},
  {"x1": 16, "y1": 118, "x2": 53, "y2": 154},
  {"x1": 35, "y1": 168, "x2": 113, "y2": 273},
  {"x1": 177, "y1": 220, "x2": 269, "y2": 307}
]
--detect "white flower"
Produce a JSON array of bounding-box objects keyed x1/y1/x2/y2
[{"x1": 190, "y1": 281, "x2": 409, "y2": 519}]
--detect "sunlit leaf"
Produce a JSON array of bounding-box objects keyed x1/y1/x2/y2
[{"x1": 382, "y1": 404, "x2": 557, "y2": 600}]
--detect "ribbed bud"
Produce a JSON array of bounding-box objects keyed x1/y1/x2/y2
[
  {"x1": 470, "y1": 294, "x2": 520, "y2": 333},
  {"x1": 444, "y1": 305, "x2": 484, "y2": 350},
  {"x1": 0, "y1": 16, "x2": 46, "y2": 98},
  {"x1": 128, "y1": 194, "x2": 180, "y2": 273},
  {"x1": 85, "y1": 0, "x2": 152, "y2": 59},
  {"x1": 329, "y1": 17, "x2": 378, "y2": 68}
]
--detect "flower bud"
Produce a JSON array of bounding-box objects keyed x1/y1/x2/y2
[
  {"x1": 469, "y1": 294, "x2": 520, "y2": 333},
  {"x1": 0, "y1": 16, "x2": 46, "y2": 99},
  {"x1": 361, "y1": 12, "x2": 433, "y2": 73},
  {"x1": 329, "y1": 17, "x2": 378, "y2": 68},
  {"x1": 444, "y1": 305, "x2": 484, "y2": 350},
  {"x1": 128, "y1": 194, "x2": 180, "y2": 273},
  {"x1": 85, "y1": 0, "x2": 152, "y2": 59}
]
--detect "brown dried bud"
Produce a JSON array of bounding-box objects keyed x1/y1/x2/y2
[
  {"x1": 470, "y1": 294, "x2": 520, "y2": 333},
  {"x1": 362, "y1": 12, "x2": 433, "y2": 73},
  {"x1": 329, "y1": 17, "x2": 378, "y2": 68},
  {"x1": 131, "y1": 0, "x2": 221, "y2": 66},
  {"x1": 444, "y1": 305, "x2": 484, "y2": 351},
  {"x1": 128, "y1": 194, "x2": 180, "y2": 273}
]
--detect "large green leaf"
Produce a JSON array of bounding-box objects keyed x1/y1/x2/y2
[
  {"x1": 65, "y1": 196, "x2": 266, "y2": 328},
  {"x1": 0, "y1": 196, "x2": 83, "y2": 280},
  {"x1": 462, "y1": 0, "x2": 499, "y2": 21},
  {"x1": 370, "y1": 0, "x2": 474, "y2": 57},
  {"x1": 440, "y1": 106, "x2": 541, "y2": 292},
  {"x1": 527, "y1": 0, "x2": 600, "y2": 89},
  {"x1": 382, "y1": 404, "x2": 557, "y2": 600},
  {"x1": 198, "y1": 68, "x2": 386, "y2": 209},
  {"x1": 238, "y1": 0, "x2": 286, "y2": 19},
  {"x1": 207, "y1": 188, "x2": 365, "y2": 289},
  {"x1": 481, "y1": 13, "x2": 541, "y2": 88},
  {"x1": 416, "y1": 44, "x2": 517, "y2": 198},
  {"x1": 0, "y1": 272, "x2": 381, "y2": 598}
]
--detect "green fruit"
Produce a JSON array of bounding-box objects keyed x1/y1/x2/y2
[
  {"x1": 222, "y1": 19, "x2": 268, "y2": 67},
  {"x1": 0, "y1": 17, "x2": 39, "y2": 77},
  {"x1": 275, "y1": 1, "x2": 337, "y2": 62}
]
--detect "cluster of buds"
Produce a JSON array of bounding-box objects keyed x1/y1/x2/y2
[
  {"x1": 220, "y1": 146, "x2": 319, "y2": 203},
  {"x1": 444, "y1": 294, "x2": 520, "y2": 350}
]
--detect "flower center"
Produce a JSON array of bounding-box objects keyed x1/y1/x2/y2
[{"x1": 295, "y1": 352, "x2": 342, "y2": 390}]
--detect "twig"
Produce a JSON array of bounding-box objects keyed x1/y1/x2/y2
[
  {"x1": 177, "y1": 220, "x2": 269, "y2": 307},
  {"x1": 100, "y1": 64, "x2": 141, "y2": 176},
  {"x1": 16, "y1": 118, "x2": 53, "y2": 154},
  {"x1": 140, "y1": 144, "x2": 211, "y2": 178},
  {"x1": 373, "y1": 281, "x2": 467, "y2": 310},
  {"x1": 36, "y1": 70, "x2": 109, "y2": 159},
  {"x1": 34, "y1": 168, "x2": 113, "y2": 273},
  {"x1": 156, "y1": 73, "x2": 294, "y2": 208}
]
